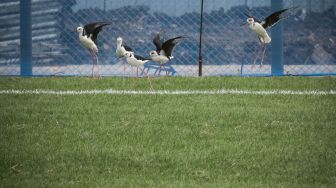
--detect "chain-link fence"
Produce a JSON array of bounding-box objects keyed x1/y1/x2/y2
[{"x1": 0, "y1": 0, "x2": 335, "y2": 76}]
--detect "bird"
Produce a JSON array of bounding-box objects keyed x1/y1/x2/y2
[
  {"x1": 124, "y1": 52, "x2": 151, "y2": 77},
  {"x1": 124, "y1": 52, "x2": 153, "y2": 89},
  {"x1": 115, "y1": 37, "x2": 133, "y2": 76},
  {"x1": 244, "y1": 8, "x2": 293, "y2": 66},
  {"x1": 116, "y1": 37, "x2": 133, "y2": 58},
  {"x1": 76, "y1": 22, "x2": 110, "y2": 77},
  {"x1": 149, "y1": 32, "x2": 183, "y2": 75}
]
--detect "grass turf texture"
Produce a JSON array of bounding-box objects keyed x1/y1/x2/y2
[{"x1": 0, "y1": 77, "x2": 335, "y2": 187}]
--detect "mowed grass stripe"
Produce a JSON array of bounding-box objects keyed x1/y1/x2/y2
[
  {"x1": 0, "y1": 89, "x2": 335, "y2": 95},
  {"x1": 0, "y1": 77, "x2": 335, "y2": 91}
]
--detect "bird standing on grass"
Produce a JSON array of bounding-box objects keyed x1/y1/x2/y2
[
  {"x1": 76, "y1": 22, "x2": 110, "y2": 77},
  {"x1": 124, "y1": 52, "x2": 153, "y2": 90},
  {"x1": 149, "y1": 32, "x2": 184, "y2": 75},
  {"x1": 244, "y1": 8, "x2": 294, "y2": 66}
]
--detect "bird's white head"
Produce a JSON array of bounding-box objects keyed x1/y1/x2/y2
[
  {"x1": 247, "y1": 17, "x2": 254, "y2": 25},
  {"x1": 76, "y1": 27, "x2": 84, "y2": 33},
  {"x1": 117, "y1": 37, "x2": 123, "y2": 45},
  {"x1": 124, "y1": 52, "x2": 134, "y2": 58},
  {"x1": 149, "y1": 50, "x2": 158, "y2": 57}
]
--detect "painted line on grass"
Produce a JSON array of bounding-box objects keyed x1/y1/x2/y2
[{"x1": 0, "y1": 89, "x2": 335, "y2": 96}]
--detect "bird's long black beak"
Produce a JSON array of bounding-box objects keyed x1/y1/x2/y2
[
  {"x1": 244, "y1": 12, "x2": 251, "y2": 17},
  {"x1": 240, "y1": 22, "x2": 248, "y2": 27}
]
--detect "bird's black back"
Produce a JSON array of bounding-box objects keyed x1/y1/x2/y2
[
  {"x1": 134, "y1": 54, "x2": 151, "y2": 61},
  {"x1": 83, "y1": 22, "x2": 111, "y2": 44},
  {"x1": 123, "y1": 44, "x2": 133, "y2": 52}
]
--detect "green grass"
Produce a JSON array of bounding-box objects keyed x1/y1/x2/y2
[
  {"x1": 0, "y1": 76, "x2": 335, "y2": 91},
  {"x1": 0, "y1": 77, "x2": 335, "y2": 187}
]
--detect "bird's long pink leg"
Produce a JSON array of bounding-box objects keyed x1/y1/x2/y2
[
  {"x1": 146, "y1": 68, "x2": 150, "y2": 76},
  {"x1": 158, "y1": 65, "x2": 162, "y2": 76},
  {"x1": 131, "y1": 66, "x2": 133, "y2": 76},
  {"x1": 260, "y1": 45, "x2": 267, "y2": 67},
  {"x1": 139, "y1": 67, "x2": 153, "y2": 90},
  {"x1": 123, "y1": 59, "x2": 126, "y2": 77},
  {"x1": 88, "y1": 49, "x2": 95, "y2": 77},
  {"x1": 94, "y1": 52, "x2": 99, "y2": 77},
  {"x1": 136, "y1": 67, "x2": 139, "y2": 80},
  {"x1": 252, "y1": 45, "x2": 263, "y2": 68},
  {"x1": 162, "y1": 64, "x2": 168, "y2": 76},
  {"x1": 130, "y1": 66, "x2": 136, "y2": 86}
]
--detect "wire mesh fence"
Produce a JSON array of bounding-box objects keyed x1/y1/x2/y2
[{"x1": 0, "y1": 0, "x2": 335, "y2": 76}]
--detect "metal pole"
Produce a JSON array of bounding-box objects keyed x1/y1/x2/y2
[
  {"x1": 271, "y1": 0, "x2": 284, "y2": 75},
  {"x1": 321, "y1": 0, "x2": 325, "y2": 12},
  {"x1": 198, "y1": 0, "x2": 204, "y2": 77},
  {"x1": 20, "y1": 0, "x2": 32, "y2": 76},
  {"x1": 307, "y1": 0, "x2": 311, "y2": 13},
  {"x1": 104, "y1": 0, "x2": 106, "y2": 12}
]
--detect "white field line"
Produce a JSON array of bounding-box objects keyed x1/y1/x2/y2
[{"x1": 0, "y1": 89, "x2": 335, "y2": 96}]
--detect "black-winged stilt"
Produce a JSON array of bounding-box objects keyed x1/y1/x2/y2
[
  {"x1": 76, "y1": 22, "x2": 110, "y2": 77},
  {"x1": 149, "y1": 32, "x2": 183, "y2": 75},
  {"x1": 116, "y1": 37, "x2": 133, "y2": 58},
  {"x1": 116, "y1": 37, "x2": 133, "y2": 76},
  {"x1": 244, "y1": 8, "x2": 293, "y2": 66},
  {"x1": 124, "y1": 52, "x2": 153, "y2": 89}
]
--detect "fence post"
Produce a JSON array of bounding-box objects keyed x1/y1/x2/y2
[
  {"x1": 20, "y1": 0, "x2": 32, "y2": 76},
  {"x1": 271, "y1": 0, "x2": 284, "y2": 75},
  {"x1": 198, "y1": 0, "x2": 204, "y2": 77}
]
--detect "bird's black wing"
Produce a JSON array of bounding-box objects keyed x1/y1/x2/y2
[
  {"x1": 123, "y1": 44, "x2": 133, "y2": 52},
  {"x1": 83, "y1": 22, "x2": 111, "y2": 44},
  {"x1": 153, "y1": 33, "x2": 163, "y2": 52},
  {"x1": 161, "y1": 36, "x2": 183, "y2": 58},
  {"x1": 134, "y1": 54, "x2": 151, "y2": 61},
  {"x1": 261, "y1": 8, "x2": 290, "y2": 29}
]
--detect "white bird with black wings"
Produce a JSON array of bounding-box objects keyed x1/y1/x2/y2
[
  {"x1": 245, "y1": 8, "x2": 294, "y2": 66},
  {"x1": 76, "y1": 22, "x2": 110, "y2": 77},
  {"x1": 116, "y1": 37, "x2": 133, "y2": 76},
  {"x1": 149, "y1": 32, "x2": 183, "y2": 75},
  {"x1": 116, "y1": 37, "x2": 133, "y2": 58},
  {"x1": 124, "y1": 52, "x2": 153, "y2": 89}
]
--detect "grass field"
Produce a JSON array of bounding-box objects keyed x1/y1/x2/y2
[{"x1": 0, "y1": 76, "x2": 335, "y2": 187}]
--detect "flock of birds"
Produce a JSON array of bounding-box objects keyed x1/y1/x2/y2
[{"x1": 75, "y1": 7, "x2": 295, "y2": 78}]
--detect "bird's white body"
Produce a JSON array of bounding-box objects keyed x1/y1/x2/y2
[
  {"x1": 116, "y1": 37, "x2": 127, "y2": 58},
  {"x1": 149, "y1": 50, "x2": 170, "y2": 65},
  {"x1": 125, "y1": 52, "x2": 149, "y2": 67},
  {"x1": 248, "y1": 21, "x2": 271, "y2": 44},
  {"x1": 77, "y1": 30, "x2": 98, "y2": 53}
]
